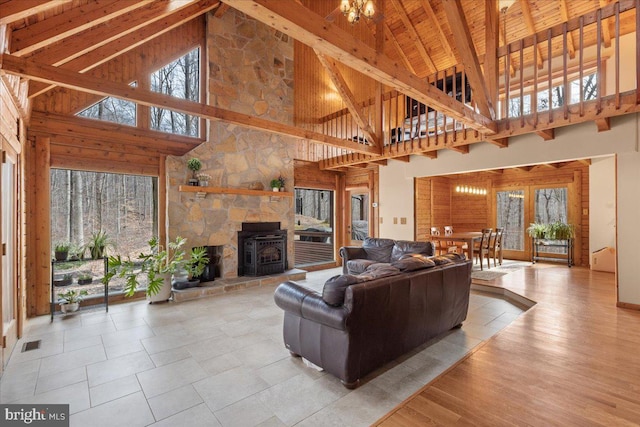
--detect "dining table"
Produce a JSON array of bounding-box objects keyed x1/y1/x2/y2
[{"x1": 429, "y1": 231, "x2": 485, "y2": 269}]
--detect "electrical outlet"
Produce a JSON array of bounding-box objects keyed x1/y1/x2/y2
[{"x1": 400, "y1": 217, "x2": 407, "y2": 224}]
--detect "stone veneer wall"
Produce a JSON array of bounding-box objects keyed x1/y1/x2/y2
[{"x1": 166, "y1": 9, "x2": 296, "y2": 279}]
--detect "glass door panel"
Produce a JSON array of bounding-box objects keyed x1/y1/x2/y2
[
  {"x1": 496, "y1": 190, "x2": 525, "y2": 258},
  {"x1": 348, "y1": 190, "x2": 370, "y2": 246},
  {"x1": 534, "y1": 187, "x2": 569, "y2": 255}
]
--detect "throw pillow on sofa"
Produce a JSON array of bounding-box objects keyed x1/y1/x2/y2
[
  {"x1": 357, "y1": 263, "x2": 401, "y2": 281},
  {"x1": 431, "y1": 256, "x2": 455, "y2": 266},
  {"x1": 439, "y1": 252, "x2": 466, "y2": 262},
  {"x1": 391, "y1": 254, "x2": 436, "y2": 272},
  {"x1": 362, "y1": 237, "x2": 395, "y2": 262},
  {"x1": 322, "y1": 274, "x2": 360, "y2": 306},
  {"x1": 346, "y1": 259, "x2": 379, "y2": 275},
  {"x1": 390, "y1": 240, "x2": 435, "y2": 262}
]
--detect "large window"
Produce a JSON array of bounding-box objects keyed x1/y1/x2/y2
[
  {"x1": 496, "y1": 190, "x2": 525, "y2": 251},
  {"x1": 150, "y1": 47, "x2": 200, "y2": 137},
  {"x1": 534, "y1": 187, "x2": 569, "y2": 254},
  {"x1": 77, "y1": 83, "x2": 137, "y2": 126},
  {"x1": 51, "y1": 169, "x2": 157, "y2": 295},
  {"x1": 294, "y1": 189, "x2": 334, "y2": 266}
]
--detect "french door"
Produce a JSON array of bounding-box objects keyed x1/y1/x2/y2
[{"x1": 1, "y1": 147, "x2": 19, "y2": 370}]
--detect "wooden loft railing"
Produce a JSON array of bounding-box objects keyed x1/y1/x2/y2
[{"x1": 310, "y1": 0, "x2": 640, "y2": 170}]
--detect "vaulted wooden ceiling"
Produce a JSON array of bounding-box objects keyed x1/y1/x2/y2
[{"x1": 0, "y1": 0, "x2": 636, "y2": 163}]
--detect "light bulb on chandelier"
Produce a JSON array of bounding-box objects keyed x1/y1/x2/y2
[{"x1": 340, "y1": 0, "x2": 375, "y2": 24}]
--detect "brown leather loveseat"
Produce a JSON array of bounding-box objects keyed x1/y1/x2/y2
[{"x1": 273, "y1": 248, "x2": 471, "y2": 388}]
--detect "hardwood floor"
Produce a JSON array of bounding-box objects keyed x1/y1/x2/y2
[{"x1": 375, "y1": 264, "x2": 640, "y2": 426}]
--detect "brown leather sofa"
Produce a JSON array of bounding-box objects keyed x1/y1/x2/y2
[{"x1": 273, "y1": 254, "x2": 471, "y2": 388}]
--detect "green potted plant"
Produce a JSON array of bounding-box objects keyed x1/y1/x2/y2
[
  {"x1": 88, "y1": 230, "x2": 112, "y2": 259},
  {"x1": 526, "y1": 223, "x2": 548, "y2": 239},
  {"x1": 77, "y1": 272, "x2": 93, "y2": 285},
  {"x1": 547, "y1": 221, "x2": 574, "y2": 240},
  {"x1": 54, "y1": 242, "x2": 71, "y2": 261},
  {"x1": 102, "y1": 236, "x2": 208, "y2": 303},
  {"x1": 57, "y1": 289, "x2": 88, "y2": 313},
  {"x1": 277, "y1": 175, "x2": 286, "y2": 192},
  {"x1": 187, "y1": 158, "x2": 202, "y2": 186},
  {"x1": 53, "y1": 273, "x2": 73, "y2": 287},
  {"x1": 68, "y1": 243, "x2": 85, "y2": 261},
  {"x1": 270, "y1": 178, "x2": 282, "y2": 192}
]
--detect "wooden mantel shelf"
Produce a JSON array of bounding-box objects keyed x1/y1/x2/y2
[{"x1": 178, "y1": 185, "x2": 293, "y2": 198}]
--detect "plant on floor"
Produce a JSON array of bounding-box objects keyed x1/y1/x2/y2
[
  {"x1": 102, "y1": 236, "x2": 209, "y2": 297},
  {"x1": 58, "y1": 289, "x2": 88, "y2": 313}
]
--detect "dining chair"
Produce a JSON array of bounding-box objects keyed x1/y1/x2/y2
[
  {"x1": 489, "y1": 228, "x2": 504, "y2": 267},
  {"x1": 430, "y1": 227, "x2": 443, "y2": 255},
  {"x1": 475, "y1": 228, "x2": 493, "y2": 269}
]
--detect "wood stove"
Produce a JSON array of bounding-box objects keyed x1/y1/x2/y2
[{"x1": 238, "y1": 222, "x2": 287, "y2": 276}]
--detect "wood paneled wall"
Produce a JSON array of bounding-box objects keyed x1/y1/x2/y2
[{"x1": 415, "y1": 162, "x2": 590, "y2": 266}]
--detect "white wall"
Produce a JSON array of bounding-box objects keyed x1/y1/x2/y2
[
  {"x1": 379, "y1": 114, "x2": 640, "y2": 304},
  {"x1": 589, "y1": 157, "x2": 616, "y2": 253}
]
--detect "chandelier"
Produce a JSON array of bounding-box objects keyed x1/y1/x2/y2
[{"x1": 340, "y1": 0, "x2": 375, "y2": 24}]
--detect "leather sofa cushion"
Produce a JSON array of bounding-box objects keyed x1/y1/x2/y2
[
  {"x1": 357, "y1": 263, "x2": 401, "y2": 281},
  {"x1": 439, "y1": 252, "x2": 466, "y2": 262},
  {"x1": 432, "y1": 256, "x2": 454, "y2": 266},
  {"x1": 391, "y1": 254, "x2": 436, "y2": 272},
  {"x1": 390, "y1": 240, "x2": 435, "y2": 262},
  {"x1": 362, "y1": 237, "x2": 395, "y2": 262},
  {"x1": 347, "y1": 259, "x2": 378, "y2": 275},
  {"x1": 322, "y1": 274, "x2": 360, "y2": 306}
]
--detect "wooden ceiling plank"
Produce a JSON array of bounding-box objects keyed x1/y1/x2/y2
[
  {"x1": 595, "y1": 117, "x2": 611, "y2": 132},
  {"x1": 28, "y1": 0, "x2": 203, "y2": 67},
  {"x1": 421, "y1": 1, "x2": 456, "y2": 64},
  {"x1": 224, "y1": 0, "x2": 496, "y2": 135},
  {"x1": 11, "y1": 0, "x2": 154, "y2": 56},
  {"x1": 388, "y1": 0, "x2": 436, "y2": 73},
  {"x1": 0, "y1": 0, "x2": 71, "y2": 25},
  {"x1": 381, "y1": 23, "x2": 417, "y2": 75},
  {"x1": 558, "y1": 0, "x2": 577, "y2": 59},
  {"x1": 599, "y1": 0, "x2": 613, "y2": 48},
  {"x1": 315, "y1": 51, "x2": 378, "y2": 146},
  {"x1": 28, "y1": 0, "x2": 219, "y2": 98},
  {"x1": 518, "y1": 0, "x2": 544, "y2": 69},
  {"x1": 441, "y1": 0, "x2": 495, "y2": 119},
  {"x1": 2, "y1": 54, "x2": 379, "y2": 155},
  {"x1": 536, "y1": 128, "x2": 555, "y2": 140}
]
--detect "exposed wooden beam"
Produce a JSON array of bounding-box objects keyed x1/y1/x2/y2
[
  {"x1": 224, "y1": 0, "x2": 496, "y2": 135},
  {"x1": 0, "y1": 0, "x2": 71, "y2": 25},
  {"x1": 1, "y1": 54, "x2": 379, "y2": 155},
  {"x1": 519, "y1": 0, "x2": 544, "y2": 69},
  {"x1": 10, "y1": 0, "x2": 153, "y2": 56},
  {"x1": 536, "y1": 128, "x2": 555, "y2": 140},
  {"x1": 595, "y1": 117, "x2": 611, "y2": 132},
  {"x1": 28, "y1": 0, "x2": 204, "y2": 67},
  {"x1": 421, "y1": 1, "x2": 456, "y2": 64},
  {"x1": 213, "y1": 2, "x2": 229, "y2": 18},
  {"x1": 486, "y1": 169, "x2": 504, "y2": 174},
  {"x1": 347, "y1": 163, "x2": 368, "y2": 169},
  {"x1": 441, "y1": 0, "x2": 495, "y2": 119},
  {"x1": 447, "y1": 145, "x2": 469, "y2": 154},
  {"x1": 558, "y1": 0, "x2": 577, "y2": 59},
  {"x1": 515, "y1": 166, "x2": 533, "y2": 172},
  {"x1": 485, "y1": 0, "x2": 499, "y2": 113},
  {"x1": 599, "y1": 0, "x2": 613, "y2": 48},
  {"x1": 389, "y1": 0, "x2": 436, "y2": 74},
  {"x1": 393, "y1": 155, "x2": 411, "y2": 163},
  {"x1": 28, "y1": 0, "x2": 219, "y2": 98},
  {"x1": 315, "y1": 51, "x2": 378, "y2": 146},
  {"x1": 487, "y1": 137, "x2": 509, "y2": 148},
  {"x1": 369, "y1": 159, "x2": 387, "y2": 166},
  {"x1": 415, "y1": 151, "x2": 437, "y2": 159}
]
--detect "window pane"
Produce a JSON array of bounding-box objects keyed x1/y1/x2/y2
[
  {"x1": 534, "y1": 187, "x2": 568, "y2": 254},
  {"x1": 496, "y1": 190, "x2": 524, "y2": 251},
  {"x1": 537, "y1": 86, "x2": 564, "y2": 111},
  {"x1": 77, "y1": 84, "x2": 137, "y2": 126},
  {"x1": 151, "y1": 47, "x2": 200, "y2": 137},
  {"x1": 294, "y1": 189, "x2": 334, "y2": 266},
  {"x1": 351, "y1": 193, "x2": 369, "y2": 241}
]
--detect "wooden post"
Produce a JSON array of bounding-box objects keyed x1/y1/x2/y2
[{"x1": 33, "y1": 136, "x2": 51, "y2": 316}]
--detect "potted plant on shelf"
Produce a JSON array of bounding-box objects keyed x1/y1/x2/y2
[
  {"x1": 277, "y1": 175, "x2": 286, "y2": 192},
  {"x1": 68, "y1": 243, "x2": 85, "y2": 261},
  {"x1": 546, "y1": 221, "x2": 574, "y2": 240},
  {"x1": 526, "y1": 223, "x2": 548, "y2": 240},
  {"x1": 53, "y1": 273, "x2": 73, "y2": 287},
  {"x1": 57, "y1": 289, "x2": 88, "y2": 313},
  {"x1": 77, "y1": 272, "x2": 93, "y2": 285},
  {"x1": 197, "y1": 173, "x2": 211, "y2": 187},
  {"x1": 187, "y1": 158, "x2": 202, "y2": 186},
  {"x1": 270, "y1": 178, "x2": 282, "y2": 192},
  {"x1": 88, "y1": 230, "x2": 112, "y2": 259},
  {"x1": 54, "y1": 242, "x2": 70, "y2": 261},
  {"x1": 102, "y1": 236, "x2": 208, "y2": 303}
]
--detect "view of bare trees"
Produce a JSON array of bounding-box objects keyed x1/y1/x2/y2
[
  {"x1": 51, "y1": 169, "x2": 157, "y2": 258},
  {"x1": 151, "y1": 47, "x2": 200, "y2": 137}
]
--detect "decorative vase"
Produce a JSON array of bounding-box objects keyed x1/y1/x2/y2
[
  {"x1": 272, "y1": 187, "x2": 279, "y2": 192},
  {"x1": 148, "y1": 273, "x2": 172, "y2": 303},
  {"x1": 199, "y1": 180, "x2": 209, "y2": 187},
  {"x1": 60, "y1": 302, "x2": 79, "y2": 313}
]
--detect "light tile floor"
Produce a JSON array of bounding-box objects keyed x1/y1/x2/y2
[{"x1": 1, "y1": 267, "x2": 526, "y2": 427}]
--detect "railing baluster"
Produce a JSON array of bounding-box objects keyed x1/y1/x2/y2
[
  {"x1": 533, "y1": 33, "x2": 538, "y2": 126},
  {"x1": 505, "y1": 43, "x2": 510, "y2": 127},
  {"x1": 597, "y1": 8, "x2": 602, "y2": 114},
  {"x1": 547, "y1": 28, "x2": 552, "y2": 124},
  {"x1": 519, "y1": 39, "x2": 524, "y2": 127},
  {"x1": 615, "y1": 1, "x2": 620, "y2": 109},
  {"x1": 563, "y1": 22, "x2": 569, "y2": 120},
  {"x1": 579, "y1": 16, "x2": 584, "y2": 117}
]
